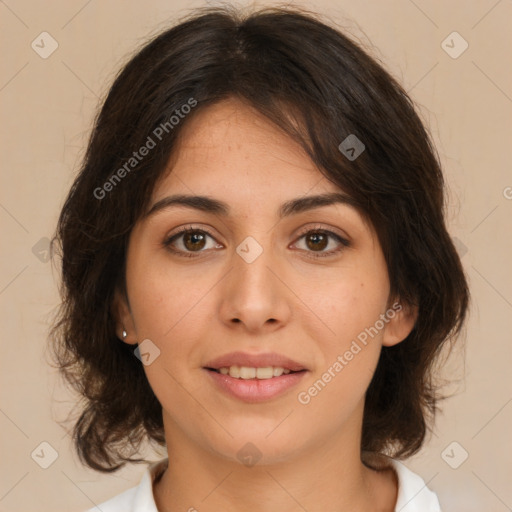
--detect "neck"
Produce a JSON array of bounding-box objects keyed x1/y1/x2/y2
[{"x1": 153, "y1": 416, "x2": 397, "y2": 512}]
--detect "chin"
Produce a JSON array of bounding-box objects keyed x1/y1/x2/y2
[{"x1": 204, "y1": 425, "x2": 308, "y2": 467}]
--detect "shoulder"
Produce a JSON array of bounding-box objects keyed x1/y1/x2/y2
[
  {"x1": 84, "y1": 459, "x2": 167, "y2": 512},
  {"x1": 390, "y1": 459, "x2": 442, "y2": 512}
]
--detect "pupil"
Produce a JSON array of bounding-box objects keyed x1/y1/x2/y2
[
  {"x1": 307, "y1": 233, "x2": 327, "y2": 251},
  {"x1": 185, "y1": 232, "x2": 205, "y2": 250}
]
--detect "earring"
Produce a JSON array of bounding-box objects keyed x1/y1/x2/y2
[{"x1": 122, "y1": 329, "x2": 127, "y2": 339}]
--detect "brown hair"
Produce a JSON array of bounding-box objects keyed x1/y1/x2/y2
[{"x1": 49, "y1": 4, "x2": 469, "y2": 472}]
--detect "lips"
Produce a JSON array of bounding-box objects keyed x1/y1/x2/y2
[
  {"x1": 205, "y1": 366, "x2": 307, "y2": 403},
  {"x1": 204, "y1": 351, "x2": 307, "y2": 372},
  {"x1": 203, "y1": 351, "x2": 308, "y2": 403}
]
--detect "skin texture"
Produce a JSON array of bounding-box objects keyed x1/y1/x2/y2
[{"x1": 115, "y1": 97, "x2": 417, "y2": 512}]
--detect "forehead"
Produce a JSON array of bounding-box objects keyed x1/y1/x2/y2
[{"x1": 153, "y1": 97, "x2": 336, "y2": 201}]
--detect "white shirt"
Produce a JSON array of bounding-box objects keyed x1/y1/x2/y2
[{"x1": 87, "y1": 458, "x2": 441, "y2": 512}]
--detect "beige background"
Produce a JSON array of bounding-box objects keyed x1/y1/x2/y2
[{"x1": 1, "y1": 0, "x2": 511, "y2": 511}]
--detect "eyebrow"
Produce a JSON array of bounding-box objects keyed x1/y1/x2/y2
[{"x1": 145, "y1": 192, "x2": 361, "y2": 219}]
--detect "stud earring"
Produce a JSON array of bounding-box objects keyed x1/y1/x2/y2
[{"x1": 122, "y1": 329, "x2": 127, "y2": 339}]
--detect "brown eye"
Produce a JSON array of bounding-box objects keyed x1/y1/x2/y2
[
  {"x1": 163, "y1": 227, "x2": 221, "y2": 257},
  {"x1": 183, "y1": 231, "x2": 207, "y2": 251},
  {"x1": 305, "y1": 232, "x2": 328, "y2": 251},
  {"x1": 294, "y1": 229, "x2": 350, "y2": 258}
]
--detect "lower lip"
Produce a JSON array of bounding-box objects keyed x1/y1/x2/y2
[{"x1": 205, "y1": 369, "x2": 307, "y2": 403}]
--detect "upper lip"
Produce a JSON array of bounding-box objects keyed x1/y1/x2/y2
[{"x1": 204, "y1": 351, "x2": 307, "y2": 372}]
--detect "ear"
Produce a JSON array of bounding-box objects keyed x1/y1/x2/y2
[
  {"x1": 112, "y1": 288, "x2": 138, "y2": 345},
  {"x1": 381, "y1": 299, "x2": 418, "y2": 347}
]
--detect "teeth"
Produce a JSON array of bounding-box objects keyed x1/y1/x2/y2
[
  {"x1": 256, "y1": 367, "x2": 273, "y2": 379},
  {"x1": 240, "y1": 366, "x2": 256, "y2": 379},
  {"x1": 217, "y1": 365, "x2": 294, "y2": 379}
]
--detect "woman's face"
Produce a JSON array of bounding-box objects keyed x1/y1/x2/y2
[{"x1": 116, "y1": 97, "x2": 415, "y2": 465}]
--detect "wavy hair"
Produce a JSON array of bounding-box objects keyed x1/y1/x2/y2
[{"x1": 49, "y1": 4, "x2": 469, "y2": 472}]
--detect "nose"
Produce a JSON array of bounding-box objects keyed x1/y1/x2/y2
[{"x1": 218, "y1": 240, "x2": 292, "y2": 334}]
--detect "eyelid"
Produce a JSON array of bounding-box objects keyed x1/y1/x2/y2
[
  {"x1": 163, "y1": 224, "x2": 220, "y2": 248},
  {"x1": 293, "y1": 223, "x2": 350, "y2": 243}
]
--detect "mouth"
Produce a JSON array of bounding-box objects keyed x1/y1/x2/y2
[{"x1": 203, "y1": 365, "x2": 308, "y2": 403}]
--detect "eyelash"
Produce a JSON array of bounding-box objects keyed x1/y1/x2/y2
[{"x1": 162, "y1": 224, "x2": 350, "y2": 259}]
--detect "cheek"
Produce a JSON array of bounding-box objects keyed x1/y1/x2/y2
[
  {"x1": 126, "y1": 258, "x2": 218, "y2": 397},
  {"x1": 126, "y1": 249, "x2": 213, "y2": 340},
  {"x1": 294, "y1": 264, "x2": 388, "y2": 405},
  {"x1": 298, "y1": 267, "x2": 389, "y2": 346},
  {"x1": 296, "y1": 285, "x2": 385, "y2": 416},
  {"x1": 131, "y1": 273, "x2": 212, "y2": 415}
]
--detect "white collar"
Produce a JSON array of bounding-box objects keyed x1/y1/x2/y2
[{"x1": 91, "y1": 457, "x2": 441, "y2": 511}]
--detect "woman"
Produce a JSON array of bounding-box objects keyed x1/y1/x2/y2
[{"x1": 50, "y1": 5, "x2": 469, "y2": 511}]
